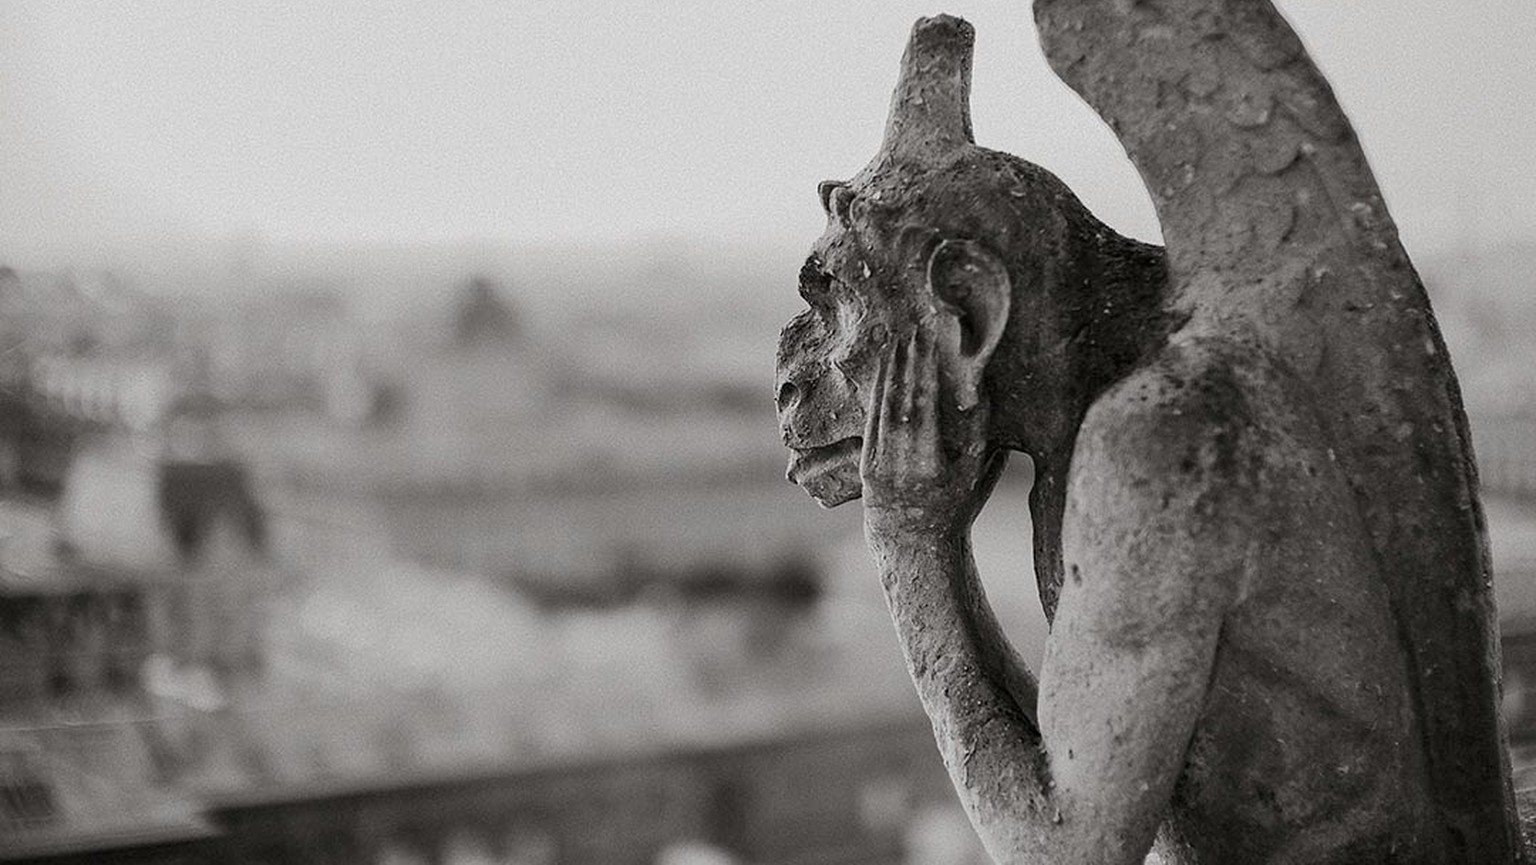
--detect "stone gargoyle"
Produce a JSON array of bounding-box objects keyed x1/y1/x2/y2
[{"x1": 774, "y1": 4, "x2": 1526, "y2": 862}]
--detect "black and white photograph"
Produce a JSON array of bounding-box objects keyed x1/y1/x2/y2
[{"x1": 3, "y1": 3, "x2": 1536, "y2": 863}]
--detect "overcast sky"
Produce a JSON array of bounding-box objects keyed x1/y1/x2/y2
[{"x1": 3, "y1": 1, "x2": 1534, "y2": 272}]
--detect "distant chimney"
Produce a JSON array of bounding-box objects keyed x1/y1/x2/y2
[{"x1": 156, "y1": 460, "x2": 266, "y2": 564}]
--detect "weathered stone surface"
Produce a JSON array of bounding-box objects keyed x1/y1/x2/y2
[
  {"x1": 1520, "y1": 788, "x2": 1536, "y2": 854},
  {"x1": 775, "y1": 6, "x2": 1520, "y2": 863}
]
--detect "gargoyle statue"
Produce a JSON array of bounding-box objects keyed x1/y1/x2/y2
[{"x1": 775, "y1": 5, "x2": 1522, "y2": 862}]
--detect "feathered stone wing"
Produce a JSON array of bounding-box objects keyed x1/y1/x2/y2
[{"x1": 1032, "y1": 0, "x2": 1518, "y2": 857}]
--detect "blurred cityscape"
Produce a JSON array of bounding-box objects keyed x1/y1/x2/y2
[{"x1": 2, "y1": 238, "x2": 1536, "y2": 865}]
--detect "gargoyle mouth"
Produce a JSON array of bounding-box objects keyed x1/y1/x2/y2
[{"x1": 786, "y1": 437, "x2": 864, "y2": 506}]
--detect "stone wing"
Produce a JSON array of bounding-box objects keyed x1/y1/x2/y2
[{"x1": 1033, "y1": 0, "x2": 1519, "y2": 855}]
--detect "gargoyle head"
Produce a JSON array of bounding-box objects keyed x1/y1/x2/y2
[{"x1": 776, "y1": 15, "x2": 1139, "y2": 506}]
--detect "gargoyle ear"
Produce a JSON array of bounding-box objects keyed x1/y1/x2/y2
[{"x1": 926, "y1": 239, "x2": 1010, "y2": 411}]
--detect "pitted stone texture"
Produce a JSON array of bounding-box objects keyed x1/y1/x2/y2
[{"x1": 777, "y1": 6, "x2": 1519, "y2": 863}]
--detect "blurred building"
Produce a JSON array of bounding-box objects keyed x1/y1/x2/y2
[
  {"x1": 0, "y1": 275, "x2": 966, "y2": 865},
  {"x1": 0, "y1": 265, "x2": 178, "y2": 498},
  {"x1": 206, "y1": 287, "x2": 355, "y2": 413},
  {"x1": 0, "y1": 550, "x2": 159, "y2": 709},
  {"x1": 0, "y1": 446, "x2": 274, "y2": 709},
  {"x1": 0, "y1": 383, "x2": 76, "y2": 500},
  {"x1": 0, "y1": 516, "x2": 268, "y2": 862}
]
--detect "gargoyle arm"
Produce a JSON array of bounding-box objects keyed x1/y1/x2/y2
[{"x1": 871, "y1": 380, "x2": 1245, "y2": 864}]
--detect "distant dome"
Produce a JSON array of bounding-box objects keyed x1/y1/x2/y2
[{"x1": 452, "y1": 276, "x2": 520, "y2": 348}]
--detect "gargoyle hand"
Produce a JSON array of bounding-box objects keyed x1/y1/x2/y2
[{"x1": 860, "y1": 325, "x2": 1005, "y2": 543}]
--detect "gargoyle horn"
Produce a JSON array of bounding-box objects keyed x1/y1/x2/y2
[{"x1": 878, "y1": 15, "x2": 976, "y2": 163}]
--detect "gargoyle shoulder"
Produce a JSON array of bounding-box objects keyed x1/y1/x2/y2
[{"x1": 1067, "y1": 337, "x2": 1305, "y2": 555}]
